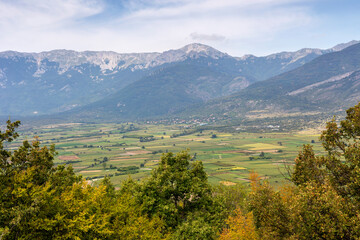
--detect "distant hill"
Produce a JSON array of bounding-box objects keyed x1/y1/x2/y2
[
  {"x1": 1, "y1": 41, "x2": 357, "y2": 117},
  {"x1": 180, "y1": 42, "x2": 360, "y2": 120},
  {"x1": 233, "y1": 40, "x2": 360, "y2": 81}
]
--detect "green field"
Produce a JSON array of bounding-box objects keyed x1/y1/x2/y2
[{"x1": 9, "y1": 122, "x2": 324, "y2": 188}]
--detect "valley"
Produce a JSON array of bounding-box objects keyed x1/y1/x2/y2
[
  {"x1": 3, "y1": 1, "x2": 360, "y2": 238},
  {"x1": 8, "y1": 122, "x2": 325, "y2": 188},
  {"x1": 2, "y1": 39, "x2": 358, "y2": 190}
]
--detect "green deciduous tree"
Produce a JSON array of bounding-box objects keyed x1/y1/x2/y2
[
  {"x1": 288, "y1": 102, "x2": 360, "y2": 239},
  {"x1": 289, "y1": 181, "x2": 353, "y2": 239},
  {"x1": 135, "y1": 151, "x2": 225, "y2": 239},
  {"x1": 292, "y1": 103, "x2": 360, "y2": 203},
  {"x1": 0, "y1": 120, "x2": 82, "y2": 239},
  {"x1": 248, "y1": 180, "x2": 292, "y2": 239}
]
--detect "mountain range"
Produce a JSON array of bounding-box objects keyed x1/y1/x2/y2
[
  {"x1": 0, "y1": 40, "x2": 359, "y2": 123},
  {"x1": 180, "y1": 42, "x2": 360, "y2": 121}
]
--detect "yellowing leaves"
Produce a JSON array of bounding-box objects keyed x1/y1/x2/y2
[{"x1": 220, "y1": 209, "x2": 258, "y2": 240}]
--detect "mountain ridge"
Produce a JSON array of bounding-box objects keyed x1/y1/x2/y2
[
  {"x1": 0, "y1": 40, "x2": 359, "y2": 118},
  {"x1": 2, "y1": 40, "x2": 358, "y2": 76},
  {"x1": 178, "y1": 42, "x2": 360, "y2": 120}
]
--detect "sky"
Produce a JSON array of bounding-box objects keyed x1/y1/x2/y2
[{"x1": 0, "y1": 0, "x2": 359, "y2": 56}]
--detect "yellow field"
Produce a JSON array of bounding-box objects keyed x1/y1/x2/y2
[
  {"x1": 217, "y1": 134, "x2": 232, "y2": 137},
  {"x1": 220, "y1": 181, "x2": 236, "y2": 186},
  {"x1": 154, "y1": 135, "x2": 171, "y2": 138},
  {"x1": 232, "y1": 167, "x2": 246, "y2": 170},
  {"x1": 241, "y1": 143, "x2": 285, "y2": 150},
  {"x1": 145, "y1": 145, "x2": 172, "y2": 149}
]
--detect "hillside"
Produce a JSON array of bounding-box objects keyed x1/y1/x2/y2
[
  {"x1": 1, "y1": 41, "x2": 357, "y2": 117},
  {"x1": 181, "y1": 43, "x2": 360, "y2": 120},
  {"x1": 52, "y1": 41, "x2": 360, "y2": 122},
  {"x1": 62, "y1": 62, "x2": 240, "y2": 120}
]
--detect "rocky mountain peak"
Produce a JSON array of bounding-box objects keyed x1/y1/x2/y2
[
  {"x1": 157, "y1": 43, "x2": 227, "y2": 62},
  {"x1": 331, "y1": 40, "x2": 360, "y2": 51},
  {"x1": 180, "y1": 43, "x2": 228, "y2": 58}
]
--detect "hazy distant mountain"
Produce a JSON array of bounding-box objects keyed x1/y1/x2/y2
[
  {"x1": 182, "y1": 42, "x2": 360, "y2": 119},
  {"x1": 0, "y1": 43, "x2": 238, "y2": 116},
  {"x1": 0, "y1": 40, "x2": 358, "y2": 117},
  {"x1": 61, "y1": 41, "x2": 360, "y2": 121},
  {"x1": 235, "y1": 40, "x2": 360, "y2": 81}
]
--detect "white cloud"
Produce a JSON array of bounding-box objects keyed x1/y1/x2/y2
[
  {"x1": 190, "y1": 32, "x2": 226, "y2": 42},
  {"x1": 107, "y1": 0, "x2": 314, "y2": 54},
  {"x1": 0, "y1": 0, "x2": 317, "y2": 56},
  {"x1": 0, "y1": 0, "x2": 103, "y2": 29}
]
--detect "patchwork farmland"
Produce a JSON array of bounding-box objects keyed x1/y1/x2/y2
[{"x1": 9, "y1": 123, "x2": 324, "y2": 187}]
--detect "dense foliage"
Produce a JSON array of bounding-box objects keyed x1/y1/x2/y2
[{"x1": 2, "y1": 102, "x2": 360, "y2": 239}]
